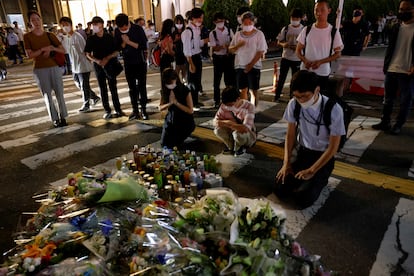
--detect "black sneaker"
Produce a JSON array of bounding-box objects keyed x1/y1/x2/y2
[
  {"x1": 103, "y1": 112, "x2": 113, "y2": 119},
  {"x1": 389, "y1": 125, "x2": 401, "y2": 135},
  {"x1": 128, "y1": 112, "x2": 140, "y2": 120},
  {"x1": 372, "y1": 121, "x2": 391, "y2": 131},
  {"x1": 141, "y1": 110, "x2": 149, "y2": 120},
  {"x1": 53, "y1": 120, "x2": 60, "y2": 128},
  {"x1": 115, "y1": 111, "x2": 127, "y2": 117},
  {"x1": 234, "y1": 147, "x2": 246, "y2": 157},
  {"x1": 92, "y1": 97, "x2": 100, "y2": 106},
  {"x1": 59, "y1": 119, "x2": 68, "y2": 127},
  {"x1": 78, "y1": 106, "x2": 90, "y2": 113}
]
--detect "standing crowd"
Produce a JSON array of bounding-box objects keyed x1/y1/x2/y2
[{"x1": 15, "y1": 0, "x2": 414, "y2": 208}]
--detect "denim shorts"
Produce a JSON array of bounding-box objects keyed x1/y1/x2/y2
[{"x1": 236, "y1": 68, "x2": 261, "y2": 90}]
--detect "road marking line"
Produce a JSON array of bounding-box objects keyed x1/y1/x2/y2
[
  {"x1": 369, "y1": 198, "x2": 414, "y2": 276},
  {"x1": 0, "y1": 124, "x2": 84, "y2": 149},
  {"x1": 337, "y1": 116, "x2": 381, "y2": 162},
  {"x1": 267, "y1": 177, "x2": 341, "y2": 239},
  {"x1": 21, "y1": 123, "x2": 155, "y2": 170}
]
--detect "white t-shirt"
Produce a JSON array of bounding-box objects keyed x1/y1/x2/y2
[
  {"x1": 209, "y1": 27, "x2": 233, "y2": 56},
  {"x1": 297, "y1": 23, "x2": 343, "y2": 76},
  {"x1": 277, "y1": 24, "x2": 304, "y2": 61},
  {"x1": 388, "y1": 22, "x2": 414, "y2": 74},
  {"x1": 230, "y1": 28, "x2": 268, "y2": 69},
  {"x1": 284, "y1": 94, "x2": 345, "y2": 151},
  {"x1": 61, "y1": 31, "x2": 94, "y2": 74}
]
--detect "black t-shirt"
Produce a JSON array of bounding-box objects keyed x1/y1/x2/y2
[
  {"x1": 341, "y1": 20, "x2": 370, "y2": 56},
  {"x1": 84, "y1": 33, "x2": 116, "y2": 59},
  {"x1": 114, "y1": 23, "x2": 148, "y2": 64}
]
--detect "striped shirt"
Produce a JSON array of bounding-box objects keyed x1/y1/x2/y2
[{"x1": 214, "y1": 99, "x2": 255, "y2": 131}]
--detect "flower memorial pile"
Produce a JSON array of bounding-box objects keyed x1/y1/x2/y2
[{"x1": 0, "y1": 147, "x2": 334, "y2": 275}]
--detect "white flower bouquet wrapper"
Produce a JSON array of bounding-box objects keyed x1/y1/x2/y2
[{"x1": 230, "y1": 197, "x2": 287, "y2": 245}]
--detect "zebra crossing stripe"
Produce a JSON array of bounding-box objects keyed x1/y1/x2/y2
[
  {"x1": 369, "y1": 198, "x2": 414, "y2": 275},
  {"x1": 0, "y1": 124, "x2": 84, "y2": 149},
  {"x1": 337, "y1": 116, "x2": 381, "y2": 162},
  {"x1": 267, "y1": 177, "x2": 341, "y2": 239},
  {"x1": 21, "y1": 123, "x2": 155, "y2": 170}
]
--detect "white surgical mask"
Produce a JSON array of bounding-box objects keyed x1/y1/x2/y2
[
  {"x1": 242, "y1": 25, "x2": 254, "y2": 32},
  {"x1": 166, "y1": 83, "x2": 177, "y2": 90},
  {"x1": 194, "y1": 21, "x2": 202, "y2": 27},
  {"x1": 216, "y1": 22, "x2": 225, "y2": 29},
  {"x1": 150, "y1": 26, "x2": 155, "y2": 30},
  {"x1": 120, "y1": 28, "x2": 129, "y2": 34},
  {"x1": 175, "y1": 24, "x2": 183, "y2": 30},
  {"x1": 62, "y1": 26, "x2": 71, "y2": 33},
  {"x1": 290, "y1": 20, "x2": 300, "y2": 26},
  {"x1": 237, "y1": 16, "x2": 242, "y2": 25},
  {"x1": 92, "y1": 25, "x2": 101, "y2": 33},
  {"x1": 299, "y1": 94, "x2": 316, "y2": 109}
]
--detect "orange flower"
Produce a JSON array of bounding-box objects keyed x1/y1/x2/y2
[{"x1": 22, "y1": 242, "x2": 56, "y2": 259}]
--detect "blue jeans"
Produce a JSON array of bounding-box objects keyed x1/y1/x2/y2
[{"x1": 382, "y1": 72, "x2": 414, "y2": 127}]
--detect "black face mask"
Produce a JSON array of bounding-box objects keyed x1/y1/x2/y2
[{"x1": 397, "y1": 11, "x2": 413, "y2": 22}]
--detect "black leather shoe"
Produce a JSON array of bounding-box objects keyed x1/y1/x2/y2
[
  {"x1": 389, "y1": 125, "x2": 401, "y2": 135},
  {"x1": 59, "y1": 119, "x2": 68, "y2": 127},
  {"x1": 372, "y1": 121, "x2": 391, "y2": 131}
]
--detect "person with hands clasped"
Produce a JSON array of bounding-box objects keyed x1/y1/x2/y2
[
  {"x1": 181, "y1": 8, "x2": 208, "y2": 108},
  {"x1": 274, "y1": 70, "x2": 345, "y2": 209},
  {"x1": 295, "y1": 0, "x2": 343, "y2": 96},
  {"x1": 24, "y1": 10, "x2": 68, "y2": 128},
  {"x1": 85, "y1": 16, "x2": 125, "y2": 120},
  {"x1": 159, "y1": 68, "x2": 195, "y2": 149},
  {"x1": 209, "y1": 12, "x2": 236, "y2": 108},
  {"x1": 114, "y1": 13, "x2": 149, "y2": 120},
  {"x1": 274, "y1": 8, "x2": 304, "y2": 101},
  {"x1": 229, "y1": 11, "x2": 267, "y2": 107}
]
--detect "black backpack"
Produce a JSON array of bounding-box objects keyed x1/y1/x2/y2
[{"x1": 293, "y1": 96, "x2": 353, "y2": 151}]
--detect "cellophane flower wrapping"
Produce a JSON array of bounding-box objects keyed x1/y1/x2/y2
[{"x1": 1, "y1": 163, "x2": 334, "y2": 275}]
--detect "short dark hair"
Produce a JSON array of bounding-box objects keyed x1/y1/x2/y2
[
  {"x1": 190, "y1": 8, "x2": 204, "y2": 19},
  {"x1": 13, "y1": 21, "x2": 17, "y2": 25},
  {"x1": 316, "y1": 0, "x2": 330, "y2": 8},
  {"x1": 236, "y1": 6, "x2": 250, "y2": 16},
  {"x1": 213, "y1": 12, "x2": 225, "y2": 22},
  {"x1": 400, "y1": 0, "x2": 414, "y2": 6},
  {"x1": 59, "y1": 16, "x2": 72, "y2": 25},
  {"x1": 27, "y1": 10, "x2": 41, "y2": 20},
  {"x1": 290, "y1": 70, "x2": 319, "y2": 94},
  {"x1": 115, "y1": 13, "x2": 129, "y2": 27},
  {"x1": 91, "y1": 16, "x2": 104, "y2": 24},
  {"x1": 222, "y1": 86, "x2": 240, "y2": 104},
  {"x1": 290, "y1": 8, "x2": 303, "y2": 19}
]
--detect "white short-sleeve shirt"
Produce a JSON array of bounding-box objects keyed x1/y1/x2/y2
[
  {"x1": 276, "y1": 24, "x2": 304, "y2": 61},
  {"x1": 284, "y1": 94, "x2": 346, "y2": 151},
  {"x1": 230, "y1": 28, "x2": 268, "y2": 70},
  {"x1": 62, "y1": 32, "x2": 94, "y2": 74},
  {"x1": 297, "y1": 23, "x2": 343, "y2": 76}
]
